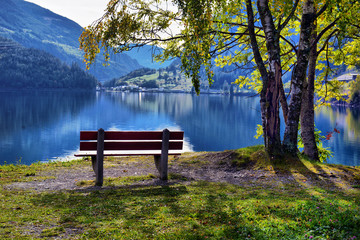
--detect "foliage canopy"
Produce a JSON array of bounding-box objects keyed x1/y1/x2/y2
[
  {"x1": 80, "y1": 0, "x2": 360, "y2": 157},
  {"x1": 80, "y1": 0, "x2": 359, "y2": 93}
]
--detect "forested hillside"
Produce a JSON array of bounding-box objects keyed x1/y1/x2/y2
[
  {"x1": 103, "y1": 61, "x2": 193, "y2": 90},
  {"x1": 0, "y1": 0, "x2": 142, "y2": 81},
  {"x1": 0, "y1": 37, "x2": 97, "y2": 89},
  {"x1": 104, "y1": 58, "x2": 249, "y2": 91}
]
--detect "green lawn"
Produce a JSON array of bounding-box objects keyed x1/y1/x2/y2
[{"x1": 0, "y1": 148, "x2": 359, "y2": 239}]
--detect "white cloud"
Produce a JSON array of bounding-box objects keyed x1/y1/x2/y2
[
  {"x1": 25, "y1": 0, "x2": 182, "y2": 38},
  {"x1": 25, "y1": 0, "x2": 109, "y2": 27}
]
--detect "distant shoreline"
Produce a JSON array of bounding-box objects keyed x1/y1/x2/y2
[
  {"x1": 103, "y1": 88, "x2": 257, "y2": 97},
  {"x1": 329, "y1": 99, "x2": 360, "y2": 109}
]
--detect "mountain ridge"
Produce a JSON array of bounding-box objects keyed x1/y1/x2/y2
[
  {"x1": 0, "y1": 0, "x2": 143, "y2": 81},
  {"x1": 0, "y1": 36, "x2": 97, "y2": 89}
]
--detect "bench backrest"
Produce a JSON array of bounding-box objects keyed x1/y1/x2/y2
[{"x1": 79, "y1": 130, "x2": 184, "y2": 151}]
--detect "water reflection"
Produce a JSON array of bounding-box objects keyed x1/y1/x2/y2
[
  {"x1": 0, "y1": 90, "x2": 96, "y2": 165},
  {"x1": 106, "y1": 93, "x2": 263, "y2": 151},
  {"x1": 315, "y1": 106, "x2": 360, "y2": 166},
  {"x1": 0, "y1": 91, "x2": 359, "y2": 166}
]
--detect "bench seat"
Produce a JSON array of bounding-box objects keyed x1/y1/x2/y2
[
  {"x1": 75, "y1": 128, "x2": 184, "y2": 186},
  {"x1": 75, "y1": 150, "x2": 183, "y2": 157}
]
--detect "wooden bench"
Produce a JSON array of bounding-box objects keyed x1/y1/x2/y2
[{"x1": 74, "y1": 128, "x2": 184, "y2": 186}]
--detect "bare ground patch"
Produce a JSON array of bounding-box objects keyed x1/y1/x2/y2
[{"x1": 4, "y1": 151, "x2": 360, "y2": 193}]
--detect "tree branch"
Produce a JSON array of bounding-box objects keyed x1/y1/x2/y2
[
  {"x1": 315, "y1": 2, "x2": 328, "y2": 19},
  {"x1": 316, "y1": 29, "x2": 338, "y2": 55},
  {"x1": 245, "y1": 0, "x2": 268, "y2": 84},
  {"x1": 315, "y1": 18, "x2": 339, "y2": 45},
  {"x1": 279, "y1": 0, "x2": 300, "y2": 30}
]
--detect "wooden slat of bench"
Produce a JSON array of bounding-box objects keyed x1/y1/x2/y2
[
  {"x1": 74, "y1": 151, "x2": 183, "y2": 157},
  {"x1": 80, "y1": 140, "x2": 183, "y2": 151},
  {"x1": 80, "y1": 131, "x2": 184, "y2": 141},
  {"x1": 76, "y1": 128, "x2": 183, "y2": 186}
]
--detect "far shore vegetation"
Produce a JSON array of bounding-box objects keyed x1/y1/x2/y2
[
  {"x1": 80, "y1": 0, "x2": 360, "y2": 161},
  {"x1": 1, "y1": 146, "x2": 359, "y2": 239}
]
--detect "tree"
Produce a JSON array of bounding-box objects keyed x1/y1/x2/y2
[
  {"x1": 349, "y1": 76, "x2": 360, "y2": 104},
  {"x1": 299, "y1": 1, "x2": 360, "y2": 160},
  {"x1": 79, "y1": 0, "x2": 360, "y2": 158},
  {"x1": 0, "y1": 37, "x2": 97, "y2": 89},
  {"x1": 140, "y1": 79, "x2": 159, "y2": 88},
  {"x1": 163, "y1": 73, "x2": 170, "y2": 82}
]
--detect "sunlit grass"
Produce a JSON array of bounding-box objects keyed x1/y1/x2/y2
[
  {"x1": 1, "y1": 147, "x2": 359, "y2": 239},
  {"x1": 0, "y1": 158, "x2": 86, "y2": 184},
  {"x1": 1, "y1": 181, "x2": 359, "y2": 239}
]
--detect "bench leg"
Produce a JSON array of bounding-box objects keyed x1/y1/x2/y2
[
  {"x1": 91, "y1": 156, "x2": 103, "y2": 186},
  {"x1": 159, "y1": 129, "x2": 170, "y2": 180},
  {"x1": 95, "y1": 155, "x2": 103, "y2": 186},
  {"x1": 154, "y1": 154, "x2": 168, "y2": 180},
  {"x1": 160, "y1": 153, "x2": 168, "y2": 180},
  {"x1": 154, "y1": 155, "x2": 161, "y2": 172},
  {"x1": 91, "y1": 156, "x2": 96, "y2": 173},
  {"x1": 95, "y1": 128, "x2": 104, "y2": 186}
]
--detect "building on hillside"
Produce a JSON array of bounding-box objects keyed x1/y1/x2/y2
[{"x1": 331, "y1": 73, "x2": 359, "y2": 82}]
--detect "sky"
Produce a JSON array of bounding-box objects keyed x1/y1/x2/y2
[
  {"x1": 25, "y1": 0, "x2": 109, "y2": 27},
  {"x1": 25, "y1": 0, "x2": 181, "y2": 38}
]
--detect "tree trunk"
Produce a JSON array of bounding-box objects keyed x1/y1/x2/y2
[
  {"x1": 256, "y1": 0, "x2": 282, "y2": 155},
  {"x1": 279, "y1": 80, "x2": 289, "y2": 124},
  {"x1": 261, "y1": 74, "x2": 282, "y2": 155},
  {"x1": 300, "y1": 21, "x2": 319, "y2": 161},
  {"x1": 283, "y1": 0, "x2": 315, "y2": 155},
  {"x1": 246, "y1": 0, "x2": 282, "y2": 156}
]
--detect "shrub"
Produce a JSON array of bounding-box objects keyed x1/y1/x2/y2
[{"x1": 349, "y1": 75, "x2": 360, "y2": 102}]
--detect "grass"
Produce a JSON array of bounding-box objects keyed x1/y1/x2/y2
[
  {"x1": 0, "y1": 147, "x2": 359, "y2": 239},
  {"x1": 0, "y1": 158, "x2": 88, "y2": 185}
]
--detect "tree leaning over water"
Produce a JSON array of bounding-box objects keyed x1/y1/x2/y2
[
  {"x1": 299, "y1": 2, "x2": 360, "y2": 161},
  {"x1": 79, "y1": 0, "x2": 360, "y2": 159}
]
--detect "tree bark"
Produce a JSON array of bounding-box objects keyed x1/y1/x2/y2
[
  {"x1": 283, "y1": 0, "x2": 315, "y2": 155},
  {"x1": 257, "y1": 0, "x2": 282, "y2": 155},
  {"x1": 246, "y1": 0, "x2": 282, "y2": 155},
  {"x1": 279, "y1": 81, "x2": 289, "y2": 124},
  {"x1": 300, "y1": 21, "x2": 319, "y2": 161}
]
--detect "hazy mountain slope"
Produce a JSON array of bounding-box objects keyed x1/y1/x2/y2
[
  {"x1": 103, "y1": 58, "x2": 250, "y2": 92},
  {"x1": 0, "y1": 37, "x2": 97, "y2": 89},
  {"x1": 0, "y1": 0, "x2": 142, "y2": 81},
  {"x1": 128, "y1": 45, "x2": 173, "y2": 69}
]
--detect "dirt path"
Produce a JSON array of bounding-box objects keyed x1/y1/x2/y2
[{"x1": 4, "y1": 151, "x2": 359, "y2": 192}]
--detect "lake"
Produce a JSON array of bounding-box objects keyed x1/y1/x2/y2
[{"x1": 0, "y1": 90, "x2": 359, "y2": 166}]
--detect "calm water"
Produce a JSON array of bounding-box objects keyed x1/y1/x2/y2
[{"x1": 0, "y1": 90, "x2": 359, "y2": 166}]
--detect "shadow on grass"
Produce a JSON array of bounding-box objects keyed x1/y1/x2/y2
[
  {"x1": 27, "y1": 182, "x2": 266, "y2": 238},
  {"x1": 23, "y1": 147, "x2": 360, "y2": 239},
  {"x1": 268, "y1": 153, "x2": 355, "y2": 193},
  {"x1": 30, "y1": 184, "x2": 190, "y2": 237},
  {"x1": 27, "y1": 178, "x2": 360, "y2": 239}
]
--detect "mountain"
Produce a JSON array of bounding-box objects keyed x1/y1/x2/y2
[
  {"x1": 128, "y1": 45, "x2": 173, "y2": 69},
  {"x1": 0, "y1": 0, "x2": 142, "y2": 81},
  {"x1": 103, "y1": 60, "x2": 193, "y2": 90},
  {"x1": 102, "y1": 58, "x2": 249, "y2": 93},
  {"x1": 0, "y1": 37, "x2": 97, "y2": 89}
]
